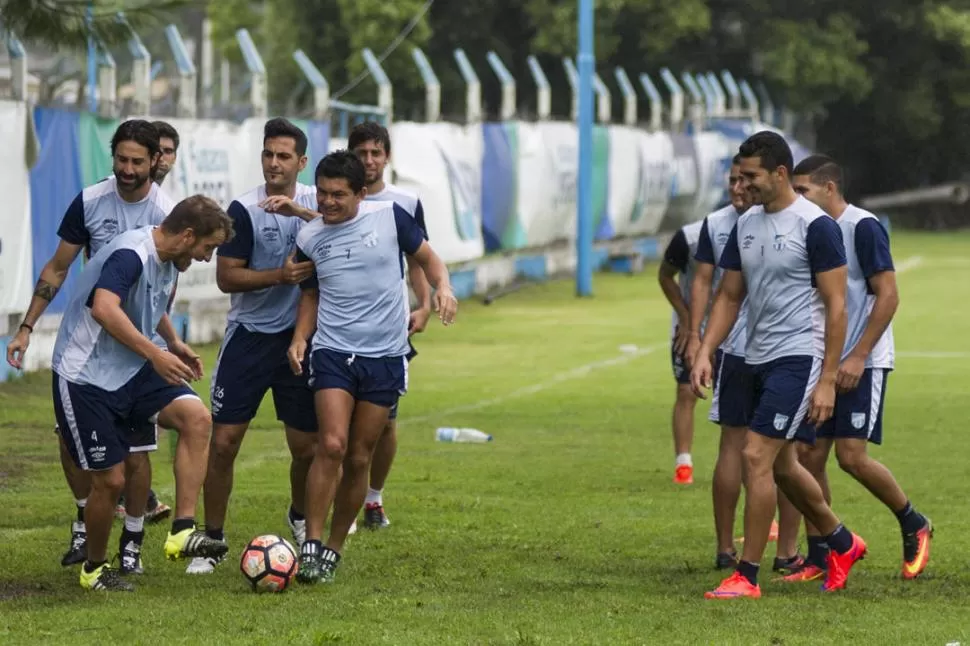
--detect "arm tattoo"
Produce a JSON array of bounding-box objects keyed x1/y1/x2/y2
[{"x1": 34, "y1": 280, "x2": 59, "y2": 302}]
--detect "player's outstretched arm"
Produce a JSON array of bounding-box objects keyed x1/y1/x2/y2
[{"x1": 6, "y1": 239, "x2": 83, "y2": 369}]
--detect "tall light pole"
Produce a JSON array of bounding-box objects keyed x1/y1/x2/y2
[
  {"x1": 86, "y1": 3, "x2": 97, "y2": 112},
  {"x1": 576, "y1": 0, "x2": 595, "y2": 297}
]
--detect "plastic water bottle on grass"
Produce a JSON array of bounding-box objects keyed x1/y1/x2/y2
[{"x1": 436, "y1": 427, "x2": 492, "y2": 443}]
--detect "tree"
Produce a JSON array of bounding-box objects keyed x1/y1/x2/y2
[{"x1": 0, "y1": 0, "x2": 192, "y2": 49}]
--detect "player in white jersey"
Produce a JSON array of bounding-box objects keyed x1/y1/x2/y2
[
  {"x1": 50, "y1": 195, "x2": 233, "y2": 591},
  {"x1": 783, "y1": 154, "x2": 932, "y2": 582},
  {"x1": 349, "y1": 121, "x2": 432, "y2": 530},
  {"x1": 152, "y1": 120, "x2": 180, "y2": 186},
  {"x1": 186, "y1": 118, "x2": 321, "y2": 574},
  {"x1": 689, "y1": 156, "x2": 802, "y2": 573},
  {"x1": 287, "y1": 151, "x2": 457, "y2": 584},
  {"x1": 5, "y1": 120, "x2": 181, "y2": 572},
  {"x1": 691, "y1": 132, "x2": 866, "y2": 599},
  {"x1": 658, "y1": 220, "x2": 705, "y2": 484},
  {"x1": 113, "y1": 120, "x2": 182, "y2": 524}
]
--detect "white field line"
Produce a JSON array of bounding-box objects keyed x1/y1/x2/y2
[
  {"x1": 896, "y1": 255, "x2": 923, "y2": 273},
  {"x1": 399, "y1": 344, "x2": 661, "y2": 425}
]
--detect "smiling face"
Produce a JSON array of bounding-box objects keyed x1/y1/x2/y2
[
  {"x1": 170, "y1": 229, "x2": 228, "y2": 272},
  {"x1": 728, "y1": 163, "x2": 752, "y2": 213},
  {"x1": 113, "y1": 140, "x2": 157, "y2": 195},
  {"x1": 738, "y1": 155, "x2": 788, "y2": 207},
  {"x1": 316, "y1": 176, "x2": 366, "y2": 224},
  {"x1": 352, "y1": 138, "x2": 388, "y2": 188}
]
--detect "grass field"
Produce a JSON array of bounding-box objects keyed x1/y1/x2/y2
[{"x1": 1, "y1": 230, "x2": 969, "y2": 645}]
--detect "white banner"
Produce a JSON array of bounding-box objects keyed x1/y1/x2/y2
[
  {"x1": 389, "y1": 122, "x2": 484, "y2": 264},
  {"x1": 691, "y1": 130, "x2": 733, "y2": 220},
  {"x1": 516, "y1": 122, "x2": 575, "y2": 248},
  {"x1": 0, "y1": 101, "x2": 36, "y2": 318}
]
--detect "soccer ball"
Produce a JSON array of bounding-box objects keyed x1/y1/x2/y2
[{"x1": 240, "y1": 534, "x2": 298, "y2": 593}]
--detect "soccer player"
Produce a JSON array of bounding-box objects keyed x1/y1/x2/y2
[
  {"x1": 153, "y1": 120, "x2": 180, "y2": 186},
  {"x1": 114, "y1": 119, "x2": 182, "y2": 522},
  {"x1": 688, "y1": 157, "x2": 799, "y2": 572},
  {"x1": 782, "y1": 154, "x2": 932, "y2": 581},
  {"x1": 658, "y1": 220, "x2": 704, "y2": 484},
  {"x1": 6, "y1": 120, "x2": 179, "y2": 573},
  {"x1": 288, "y1": 151, "x2": 458, "y2": 584},
  {"x1": 186, "y1": 118, "x2": 320, "y2": 575},
  {"x1": 349, "y1": 120, "x2": 432, "y2": 529},
  {"x1": 50, "y1": 195, "x2": 233, "y2": 591},
  {"x1": 691, "y1": 131, "x2": 867, "y2": 599}
]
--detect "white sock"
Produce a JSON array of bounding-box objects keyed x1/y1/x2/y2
[
  {"x1": 365, "y1": 488, "x2": 383, "y2": 506},
  {"x1": 75, "y1": 498, "x2": 87, "y2": 508},
  {"x1": 124, "y1": 514, "x2": 145, "y2": 533},
  {"x1": 676, "y1": 453, "x2": 693, "y2": 467}
]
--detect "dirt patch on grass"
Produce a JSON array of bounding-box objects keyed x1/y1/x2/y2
[{"x1": 0, "y1": 580, "x2": 54, "y2": 601}]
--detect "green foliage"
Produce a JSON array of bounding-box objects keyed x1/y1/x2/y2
[{"x1": 0, "y1": 0, "x2": 193, "y2": 49}]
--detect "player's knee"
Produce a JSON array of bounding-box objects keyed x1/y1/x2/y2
[
  {"x1": 91, "y1": 466, "x2": 126, "y2": 497},
  {"x1": 676, "y1": 385, "x2": 696, "y2": 406},
  {"x1": 211, "y1": 427, "x2": 245, "y2": 461},
  {"x1": 317, "y1": 434, "x2": 347, "y2": 462},
  {"x1": 834, "y1": 442, "x2": 867, "y2": 475},
  {"x1": 741, "y1": 442, "x2": 772, "y2": 478},
  {"x1": 124, "y1": 451, "x2": 150, "y2": 474},
  {"x1": 179, "y1": 405, "x2": 213, "y2": 441},
  {"x1": 798, "y1": 446, "x2": 827, "y2": 477},
  {"x1": 343, "y1": 445, "x2": 373, "y2": 474}
]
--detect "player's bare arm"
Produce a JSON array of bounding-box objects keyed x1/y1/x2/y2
[
  {"x1": 687, "y1": 260, "x2": 715, "y2": 365},
  {"x1": 838, "y1": 269, "x2": 898, "y2": 392},
  {"x1": 408, "y1": 241, "x2": 457, "y2": 325},
  {"x1": 691, "y1": 269, "x2": 746, "y2": 398},
  {"x1": 288, "y1": 287, "x2": 319, "y2": 376},
  {"x1": 216, "y1": 254, "x2": 314, "y2": 293},
  {"x1": 658, "y1": 260, "x2": 691, "y2": 355},
  {"x1": 809, "y1": 266, "x2": 848, "y2": 424},
  {"x1": 406, "y1": 258, "x2": 433, "y2": 335},
  {"x1": 5, "y1": 240, "x2": 83, "y2": 369},
  {"x1": 258, "y1": 195, "x2": 319, "y2": 222},
  {"x1": 90, "y1": 289, "x2": 195, "y2": 386}
]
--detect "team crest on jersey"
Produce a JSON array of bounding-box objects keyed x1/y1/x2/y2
[
  {"x1": 286, "y1": 233, "x2": 296, "y2": 246},
  {"x1": 851, "y1": 412, "x2": 866, "y2": 429},
  {"x1": 742, "y1": 234, "x2": 755, "y2": 250},
  {"x1": 773, "y1": 234, "x2": 788, "y2": 252},
  {"x1": 361, "y1": 231, "x2": 379, "y2": 248},
  {"x1": 773, "y1": 413, "x2": 789, "y2": 431}
]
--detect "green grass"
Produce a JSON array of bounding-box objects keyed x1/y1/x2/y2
[{"x1": 1, "y1": 230, "x2": 969, "y2": 645}]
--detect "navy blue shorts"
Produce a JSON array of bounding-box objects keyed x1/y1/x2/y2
[
  {"x1": 53, "y1": 420, "x2": 157, "y2": 453},
  {"x1": 709, "y1": 350, "x2": 754, "y2": 428},
  {"x1": 53, "y1": 364, "x2": 198, "y2": 471},
  {"x1": 388, "y1": 340, "x2": 417, "y2": 421},
  {"x1": 309, "y1": 348, "x2": 408, "y2": 409},
  {"x1": 747, "y1": 355, "x2": 822, "y2": 444},
  {"x1": 211, "y1": 325, "x2": 316, "y2": 433},
  {"x1": 671, "y1": 339, "x2": 690, "y2": 385},
  {"x1": 815, "y1": 368, "x2": 889, "y2": 445}
]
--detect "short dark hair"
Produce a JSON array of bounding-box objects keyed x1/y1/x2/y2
[
  {"x1": 161, "y1": 195, "x2": 235, "y2": 242},
  {"x1": 793, "y1": 154, "x2": 844, "y2": 192},
  {"x1": 738, "y1": 131, "x2": 793, "y2": 176},
  {"x1": 111, "y1": 119, "x2": 160, "y2": 159},
  {"x1": 263, "y1": 117, "x2": 308, "y2": 156},
  {"x1": 152, "y1": 120, "x2": 180, "y2": 150},
  {"x1": 348, "y1": 121, "x2": 391, "y2": 156},
  {"x1": 732, "y1": 153, "x2": 741, "y2": 165},
  {"x1": 314, "y1": 150, "x2": 366, "y2": 193}
]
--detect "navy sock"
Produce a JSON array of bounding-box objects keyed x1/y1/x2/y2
[
  {"x1": 76, "y1": 505, "x2": 85, "y2": 523},
  {"x1": 205, "y1": 527, "x2": 224, "y2": 542},
  {"x1": 825, "y1": 524, "x2": 853, "y2": 554},
  {"x1": 894, "y1": 501, "x2": 926, "y2": 534},
  {"x1": 171, "y1": 517, "x2": 195, "y2": 534},
  {"x1": 288, "y1": 506, "x2": 305, "y2": 522},
  {"x1": 737, "y1": 560, "x2": 760, "y2": 586},
  {"x1": 83, "y1": 559, "x2": 106, "y2": 573},
  {"x1": 807, "y1": 535, "x2": 829, "y2": 569}
]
